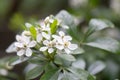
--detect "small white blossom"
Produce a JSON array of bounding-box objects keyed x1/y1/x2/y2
[
  {"x1": 7, "y1": 15, "x2": 78, "y2": 57},
  {"x1": 40, "y1": 39, "x2": 56, "y2": 53},
  {"x1": 63, "y1": 41, "x2": 78, "y2": 54},
  {"x1": 25, "y1": 23, "x2": 32, "y2": 28},
  {"x1": 45, "y1": 16, "x2": 54, "y2": 23},
  {"x1": 38, "y1": 21, "x2": 50, "y2": 32},
  {"x1": 44, "y1": 16, "x2": 60, "y2": 26},
  {"x1": 42, "y1": 32, "x2": 51, "y2": 40},
  {"x1": 61, "y1": 24, "x2": 69, "y2": 29},
  {"x1": 36, "y1": 21, "x2": 50, "y2": 43},
  {"x1": 52, "y1": 31, "x2": 72, "y2": 43},
  {"x1": 36, "y1": 33, "x2": 43, "y2": 43},
  {"x1": 14, "y1": 35, "x2": 36, "y2": 57},
  {"x1": 22, "y1": 30, "x2": 31, "y2": 37},
  {"x1": 53, "y1": 31, "x2": 78, "y2": 54}
]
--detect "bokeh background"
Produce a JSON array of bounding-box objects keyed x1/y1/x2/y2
[{"x1": 0, "y1": 0, "x2": 120, "y2": 80}]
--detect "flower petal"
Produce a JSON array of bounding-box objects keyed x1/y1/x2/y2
[
  {"x1": 6, "y1": 42, "x2": 17, "y2": 53},
  {"x1": 52, "y1": 35, "x2": 59, "y2": 39},
  {"x1": 16, "y1": 35, "x2": 22, "y2": 42},
  {"x1": 64, "y1": 36, "x2": 72, "y2": 41},
  {"x1": 59, "y1": 31, "x2": 65, "y2": 36},
  {"x1": 62, "y1": 25, "x2": 69, "y2": 29},
  {"x1": 68, "y1": 44, "x2": 78, "y2": 50},
  {"x1": 25, "y1": 48, "x2": 32, "y2": 57},
  {"x1": 42, "y1": 32, "x2": 50, "y2": 40},
  {"x1": 56, "y1": 44, "x2": 64, "y2": 50},
  {"x1": 52, "y1": 35, "x2": 62, "y2": 43},
  {"x1": 65, "y1": 48, "x2": 71, "y2": 54},
  {"x1": 43, "y1": 40, "x2": 49, "y2": 45},
  {"x1": 14, "y1": 42, "x2": 23, "y2": 48},
  {"x1": 36, "y1": 34, "x2": 43, "y2": 43},
  {"x1": 17, "y1": 49, "x2": 25, "y2": 56},
  {"x1": 25, "y1": 23, "x2": 32, "y2": 28},
  {"x1": 22, "y1": 36, "x2": 30, "y2": 44},
  {"x1": 22, "y1": 30, "x2": 31, "y2": 36},
  {"x1": 48, "y1": 48, "x2": 54, "y2": 53},
  {"x1": 39, "y1": 47, "x2": 48, "y2": 51},
  {"x1": 28, "y1": 41, "x2": 36, "y2": 47}
]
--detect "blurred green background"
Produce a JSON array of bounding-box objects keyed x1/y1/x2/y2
[{"x1": 0, "y1": 0, "x2": 120, "y2": 80}]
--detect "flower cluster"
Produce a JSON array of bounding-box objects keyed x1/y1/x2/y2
[{"x1": 7, "y1": 15, "x2": 78, "y2": 57}]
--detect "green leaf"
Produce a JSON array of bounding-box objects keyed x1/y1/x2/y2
[
  {"x1": 40, "y1": 68, "x2": 59, "y2": 80},
  {"x1": 44, "y1": 62, "x2": 57, "y2": 72},
  {"x1": 85, "y1": 37, "x2": 120, "y2": 53},
  {"x1": 0, "y1": 56, "x2": 17, "y2": 69},
  {"x1": 54, "y1": 54, "x2": 76, "y2": 67},
  {"x1": 28, "y1": 54, "x2": 47, "y2": 65},
  {"x1": 87, "y1": 19, "x2": 114, "y2": 36},
  {"x1": 29, "y1": 26, "x2": 37, "y2": 39},
  {"x1": 67, "y1": 67, "x2": 95, "y2": 80},
  {"x1": 50, "y1": 19, "x2": 58, "y2": 34},
  {"x1": 72, "y1": 59, "x2": 86, "y2": 69},
  {"x1": 26, "y1": 65, "x2": 44, "y2": 80},
  {"x1": 56, "y1": 10, "x2": 81, "y2": 42},
  {"x1": 88, "y1": 61, "x2": 106, "y2": 75},
  {"x1": 61, "y1": 71, "x2": 79, "y2": 80},
  {"x1": 87, "y1": 75, "x2": 96, "y2": 80},
  {"x1": 9, "y1": 57, "x2": 28, "y2": 66},
  {"x1": 58, "y1": 54, "x2": 76, "y2": 62},
  {"x1": 71, "y1": 47, "x2": 84, "y2": 54},
  {"x1": 56, "y1": 10, "x2": 74, "y2": 26}
]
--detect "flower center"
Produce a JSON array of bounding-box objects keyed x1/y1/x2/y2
[{"x1": 64, "y1": 42, "x2": 69, "y2": 47}]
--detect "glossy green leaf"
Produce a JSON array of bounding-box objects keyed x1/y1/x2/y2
[
  {"x1": 56, "y1": 10, "x2": 81, "y2": 42},
  {"x1": 40, "y1": 68, "x2": 59, "y2": 80},
  {"x1": 10, "y1": 58, "x2": 28, "y2": 66},
  {"x1": 56, "y1": 10, "x2": 74, "y2": 26},
  {"x1": 71, "y1": 47, "x2": 84, "y2": 54},
  {"x1": 61, "y1": 71, "x2": 79, "y2": 80},
  {"x1": 50, "y1": 19, "x2": 58, "y2": 34},
  {"x1": 85, "y1": 37, "x2": 120, "y2": 53},
  {"x1": 88, "y1": 61, "x2": 106, "y2": 75},
  {"x1": 54, "y1": 54, "x2": 73, "y2": 67},
  {"x1": 72, "y1": 59, "x2": 86, "y2": 69},
  {"x1": 87, "y1": 75, "x2": 96, "y2": 80},
  {"x1": 67, "y1": 67, "x2": 95, "y2": 80},
  {"x1": 87, "y1": 19, "x2": 115, "y2": 36},
  {"x1": 26, "y1": 65, "x2": 44, "y2": 80},
  {"x1": 58, "y1": 54, "x2": 76, "y2": 61}
]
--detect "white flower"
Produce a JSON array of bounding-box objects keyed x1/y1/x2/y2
[
  {"x1": 56, "y1": 39, "x2": 78, "y2": 54},
  {"x1": 52, "y1": 31, "x2": 72, "y2": 43},
  {"x1": 63, "y1": 41, "x2": 78, "y2": 54},
  {"x1": 36, "y1": 22, "x2": 50, "y2": 43},
  {"x1": 25, "y1": 23, "x2": 32, "y2": 28},
  {"x1": 36, "y1": 33, "x2": 43, "y2": 43},
  {"x1": 61, "y1": 24, "x2": 69, "y2": 29},
  {"x1": 44, "y1": 16, "x2": 54, "y2": 23},
  {"x1": 38, "y1": 21, "x2": 50, "y2": 32},
  {"x1": 52, "y1": 31, "x2": 78, "y2": 54},
  {"x1": 42, "y1": 32, "x2": 50, "y2": 40},
  {"x1": 44, "y1": 16, "x2": 60, "y2": 26},
  {"x1": 14, "y1": 35, "x2": 36, "y2": 57},
  {"x1": 40, "y1": 40, "x2": 56, "y2": 53},
  {"x1": 22, "y1": 30, "x2": 31, "y2": 37}
]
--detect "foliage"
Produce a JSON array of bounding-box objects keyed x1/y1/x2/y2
[{"x1": 6, "y1": 10, "x2": 120, "y2": 80}]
